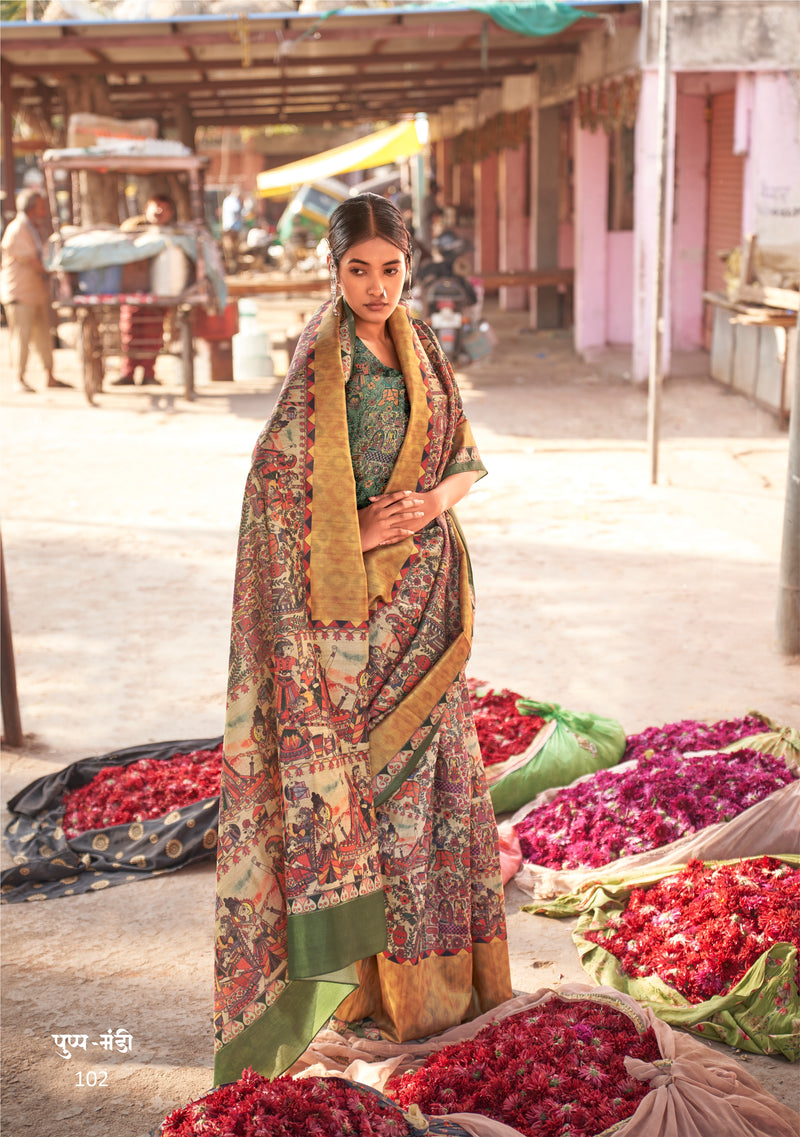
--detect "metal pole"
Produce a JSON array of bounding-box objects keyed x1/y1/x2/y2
[
  {"x1": 776, "y1": 311, "x2": 800, "y2": 654},
  {"x1": 647, "y1": 0, "x2": 670, "y2": 485},
  {"x1": 1, "y1": 538, "x2": 24, "y2": 748}
]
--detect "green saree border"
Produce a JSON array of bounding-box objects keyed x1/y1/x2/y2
[
  {"x1": 213, "y1": 969, "x2": 358, "y2": 1085},
  {"x1": 288, "y1": 888, "x2": 387, "y2": 978},
  {"x1": 373, "y1": 707, "x2": 444, "y2": 810}
]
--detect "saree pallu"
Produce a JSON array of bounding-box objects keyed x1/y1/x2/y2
[{"x1": 214, "y1": 300, "x2": 511, "y2": 1085}]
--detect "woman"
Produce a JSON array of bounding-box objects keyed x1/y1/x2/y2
[{"x1": 214, "y1": 193, "x2": 512, "y2": 1085}]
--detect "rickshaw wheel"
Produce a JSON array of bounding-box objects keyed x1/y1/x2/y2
[{"x1": 77, "y1": 310, "x2": 103, "y2": 405}]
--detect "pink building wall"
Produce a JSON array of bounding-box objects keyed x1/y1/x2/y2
[
  {"x1": 606, "y1": 232, "x2": 634, "y2": 344},
  {"x1": 671, "y1": 91, "x2": 709, "y2": 351},
  {"x1": 742, "y1": 72, "x2": 800, "y2": 252},
  {"x1": 573, "y1": 121, "x2": 609, "y2": 354}
]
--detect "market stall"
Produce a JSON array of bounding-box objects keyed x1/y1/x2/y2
[{"x1": 42, "y1": 148, "x2": 225, "y2": 404}]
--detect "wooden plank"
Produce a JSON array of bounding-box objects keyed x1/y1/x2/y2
[
  {"x1": 477, "y1": 269, "x2": 574, "y2": 289},
  {"x1": 736, "y1": 284, "x2": 800, "y2": 312},
  {"x1": 224, "y1": 268, "x2": 576, "y2": 299},
  {"x1": 225, "y1": 275, "x2": 328, "y2": 297}
]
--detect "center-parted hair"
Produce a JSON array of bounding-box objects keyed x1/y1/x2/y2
[{"x1": 327, "y1": 193, "x2": 412, "y2": 271}]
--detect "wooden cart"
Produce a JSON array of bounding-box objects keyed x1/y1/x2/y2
[{"x1": 42, "y1": 151, "x2": 217, "y2": 404}]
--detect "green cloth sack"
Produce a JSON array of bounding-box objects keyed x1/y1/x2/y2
[
  {"x1": 488, "y1": 698, "x2": 626, "y2": 815},
  {"x1": 529, "y1": 856, "x2": 800, "y2": 1061}
]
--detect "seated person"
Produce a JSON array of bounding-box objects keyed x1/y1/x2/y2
[{"x1": 115, "y1": 194, "x2": 176, "y2": 386}]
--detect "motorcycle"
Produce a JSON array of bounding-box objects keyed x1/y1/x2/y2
[{"x1": 413, "y1": 230, "x2": 494, "y2": 364}]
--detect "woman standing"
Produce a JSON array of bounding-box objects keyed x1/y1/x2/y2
[{"x1": 213, "y1": 193, "x2": 511, "y2": 1085}]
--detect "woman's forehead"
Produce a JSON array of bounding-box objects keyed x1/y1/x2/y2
[{"x1": 340, "y1": 235, "x2": 403, "y2": 263}]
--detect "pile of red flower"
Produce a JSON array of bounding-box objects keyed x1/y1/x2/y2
[
  {"x1": 468, "y1": 681, "x2": 546, "y2": 767},
  {"x1": 514, "y1": 737, "x2": 794, "y2": 870},
  {"x1": 386, "y1": 997, "x2": 660, "y2": 1136},
  {"x1": 159, "y1": 1069, "x2": 413, "y2": 1136},
  {"x1": 61, "y1": 744, "x2": 224, "y2": 838},
  {"x1": 584, "y1": 856, "x2": 800, "y2": 1004}
]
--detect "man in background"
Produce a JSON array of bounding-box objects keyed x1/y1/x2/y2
[
  {"x1": 114, "y1": 193, "x2": 178, "y2": 386},
  {"x1": 1, "y1": 188, "x2": 70, "y2": 392},
  {"x1": 220, "y1": 187, "x2": 243, "y2": 274}
]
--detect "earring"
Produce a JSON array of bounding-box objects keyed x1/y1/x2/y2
[{"x1": 330, "y1": 261, "x2": 339, "y2": 314}]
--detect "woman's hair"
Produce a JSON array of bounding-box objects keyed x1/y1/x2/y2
[{"x1": 328, "y1": 193, "x2": 412, "y2": 270}]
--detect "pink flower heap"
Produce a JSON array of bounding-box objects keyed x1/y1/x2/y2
[{"x1": 515, "y1": 740, "x2": 793, "y2": 871}]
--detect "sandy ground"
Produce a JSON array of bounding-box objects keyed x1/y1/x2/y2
[{"x1": 1, "y1": 298, "x2": 799, "y2": 1136}]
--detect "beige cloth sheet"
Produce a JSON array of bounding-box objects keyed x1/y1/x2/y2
[
  {"x1": 287, "y1": 985, "x2": 799, "y2": 1137},
  {"x1": 502, "y1": 778, "x2": 800, "y2": 903}
]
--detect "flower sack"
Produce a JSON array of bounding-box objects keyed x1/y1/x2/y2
[
  {"x1": 277, "y1": 986, "x2": 799, "y2": 1137},
  {"x1": 534, "y1": 857, "x2": 800, "y2": 1061},
  {"x1": 508, "y1": 717, "x2": 800, "y2": 903},
  {"x1": 477, "y1": 692, "x2": 626, "y2": 816},
  {"x1": 2, "y1": 735, "x2": 223, "y2": 902}
]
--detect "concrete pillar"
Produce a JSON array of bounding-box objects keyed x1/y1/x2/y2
[
  {"x1": 671, "y1": 92, "x2": 709, "y2": 351},
  {"x1": 474, "y1": 151, "x2": 499, "y2": 274},
  {"x1": 573, "y1": 119, "x2": 609, "y2": 355},
  {"x1": 537, "y1": 105, "x2": 562, "y2": 330},
  {"x1": 498, "y1": 141, "x2": 528, "y2": 310},
  {"x1": 526, "y1": 77, "x2": 540, "y2": 329},
  {"x1": 175, "y1": 102, "x2": 196, "y2": 152},
  {"x1": 632, "y1": 67, "x2": 676, "y2": 382}
]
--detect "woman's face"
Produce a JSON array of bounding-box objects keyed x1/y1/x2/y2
[{"x1": 335, "y1": 235, "x2": 407, "y2": 334}]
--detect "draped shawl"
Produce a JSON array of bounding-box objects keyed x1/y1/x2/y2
[{"x1": 214, "y1": 300, "x2": 486, "y2": 1085}]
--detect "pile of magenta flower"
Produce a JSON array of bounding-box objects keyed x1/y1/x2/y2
[
  {"x1": 584, "y1": 855, "x2": 800, "y2": 1004},
  {"x1": 158, "y1": 997, "x2": 660, "y2": 1137},
  {"x1": 514, "y1": 714, "x2": 794, "y2": 870}
]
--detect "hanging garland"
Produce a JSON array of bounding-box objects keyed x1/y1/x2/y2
[
  {"x1": 578, "y1": 71, "x2": 641, "y2": 133},
  {"x1": 452, "y1": 107, "x2": 531, "y2": 165}
]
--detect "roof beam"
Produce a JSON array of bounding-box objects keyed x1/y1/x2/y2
[
  {"x1": 7, "y1": 18, "x2": 570, "y2": 54},
  {"x1": 6, "y1": 42, "x2": 574, "y2": 79},
  {"x1": 100, "y1": 60, "x2": 535, "y2": 99}
]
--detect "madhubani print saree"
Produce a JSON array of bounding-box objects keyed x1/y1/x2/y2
[{"x1": 214, "y1": 299, "x2": 512, "y2": 1085}]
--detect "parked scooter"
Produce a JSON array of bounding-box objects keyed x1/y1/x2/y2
[{"x1": 413, "y1": 230, "x2": 494, "y2": 364}]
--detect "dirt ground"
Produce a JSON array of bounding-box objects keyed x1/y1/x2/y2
[{"x1": 1, "y1": 297, "x2": 798, "y2": 1137}]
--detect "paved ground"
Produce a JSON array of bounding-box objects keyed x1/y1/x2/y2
[{"x1": 1, "y1": 298, "x2": 798, "y2": 1136}]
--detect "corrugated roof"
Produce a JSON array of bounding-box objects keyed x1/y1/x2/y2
[{"x1": 0, "y1": 4, "x2": 636, "y2": 131}]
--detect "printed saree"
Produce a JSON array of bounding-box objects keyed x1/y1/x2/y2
[{"x1": 214, "y1": 299, "x2": 512, "y2": 1085}]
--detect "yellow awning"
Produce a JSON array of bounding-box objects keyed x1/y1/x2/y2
[{"x1": 256, "y1": 120, "x2": 425, "y2": 198}]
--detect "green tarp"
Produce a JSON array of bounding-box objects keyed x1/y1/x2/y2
[{"x1": 527, "y1": 856, "x2": 800, "y2": 1061}]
